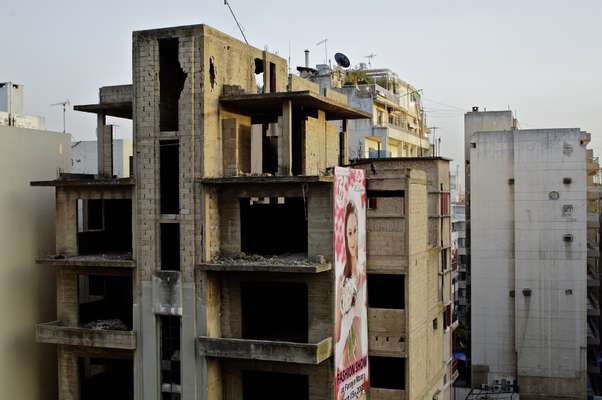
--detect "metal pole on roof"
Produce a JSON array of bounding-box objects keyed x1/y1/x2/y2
[{"x1": 224, "y1": 0, "x2": 249, "y2": 45}]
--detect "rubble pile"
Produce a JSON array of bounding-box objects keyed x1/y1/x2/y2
[
  {"x1": 83, "y1": 319, "x2": 128, "y2": 331},
  {"x1": 212, "y1": 253, "x2": 319, "y2": 266}
]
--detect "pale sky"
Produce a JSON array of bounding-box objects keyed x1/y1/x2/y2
[{"x1": 2, "y1": 0, "x2": 601, "y2": 171}]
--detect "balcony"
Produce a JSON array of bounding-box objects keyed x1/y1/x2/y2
[
  {"x1": 370, "y1": 388, "x2": 406, "y2": 400},
  {"x1": 197, "y1": 254, "x2": 331, "y2": 274},
  {"x1": 196, "y1": 336, "x2": 332, "y2": 365},
  {"x1": 36, "y1": 321, "x2": 136, "y2": 350},
  {"x1": 37, "y1": 254, "x2": 135, "y2": 270}
]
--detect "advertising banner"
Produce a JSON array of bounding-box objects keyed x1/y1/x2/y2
[{"x1": 334, "y1": 166, "x2": 369, "y2": 400}]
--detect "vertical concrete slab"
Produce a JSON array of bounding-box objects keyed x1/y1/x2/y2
[{"x1": 278, "y1": 100, "x2": 292, "y2": 176}]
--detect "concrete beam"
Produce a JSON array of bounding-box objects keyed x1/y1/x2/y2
[
  {"x1": 197, "y1": 336, "x2": 333, "y2": 365},
  {"x1": 278, "y1": 100, "x2": 292, "y2": 176},
  {"x1": 37, "y1": 321, "x2": 137, "y2": 350}
]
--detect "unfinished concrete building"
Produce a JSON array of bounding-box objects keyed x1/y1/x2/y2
[{"x1": 33, "y1": 23, "x2": 453, "y2": 400}]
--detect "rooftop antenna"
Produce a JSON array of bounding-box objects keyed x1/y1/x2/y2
[
  {"x1": 365, "y1": 53, "x2": 376, "y2": 67},
  {"x1": 224, "y1": 0, "x2": 249, "y2": 45},
  {"x1": 316, "y1": 38, "x2": 328, "y2": 64},
  {"x1": 51, "y1": 99, "x2": 70, "y2": 133}
]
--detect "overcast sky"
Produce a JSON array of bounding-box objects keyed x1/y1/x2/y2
[{"x1": 2, "y1": 0, "x2": 601, "y2": 172}]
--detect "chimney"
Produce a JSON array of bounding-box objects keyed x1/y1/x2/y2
[{"x1": 304, "y1": 49, "x2": 310, "y2": 68}]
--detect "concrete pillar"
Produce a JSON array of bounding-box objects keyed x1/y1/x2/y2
[
  {"x1": 57, "y1": 269, "x2": 78, "y2": 325},
  {"x1": 262, "y1": 50, "x2": 270, "y2": 93},
  {"x1": 96, "y1": 113, "x2": 113, "y2": 177},
  {"x1": 278, "y1": 100, "x2": 292, "y2": 176},
  {"x1": 251, "y1": 124, "x2": 263, "y2": 174},
  {"x1": 58, "y1": 346, "x2": 80, "y2": 400}
]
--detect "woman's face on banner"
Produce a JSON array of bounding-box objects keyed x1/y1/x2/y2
[{"x1": 346, "y1": 208, "x2": 358, "y2": 258}]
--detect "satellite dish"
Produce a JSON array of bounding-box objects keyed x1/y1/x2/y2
[{"x1": 334, "y1": 53, "x2": 351, "y2": 68}]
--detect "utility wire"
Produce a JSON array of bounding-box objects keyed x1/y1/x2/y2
[{"x1": 224, "y1": 0, "x2": 248, "y2": 45}]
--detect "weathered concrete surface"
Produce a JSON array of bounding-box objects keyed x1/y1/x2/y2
[
  {"x1": 197, "y1": 336, "x2": 332, "y2": 364},
  {"x1": 36, "y1": 321, "x2": 136, "y2": 350}
]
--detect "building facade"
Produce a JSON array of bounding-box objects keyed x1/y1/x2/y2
[
  {"x1": 34, "y1": 24, "x2": 452, "y2": 400},
  {"x1": 0, "y1": 123, "x2": 71, "y2": 400},
  {"x1": 467, "y1": 112, "x2": 596, "y2": 399},
  {"x1": 299, "y1": 64, "x2": 431, "y2": 160},
  {"x1": 0, "y1": 82, "x2": 45, "y2": 129}
]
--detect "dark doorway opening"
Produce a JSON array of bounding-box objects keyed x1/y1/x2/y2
[
  {"x1": 160, "y1": 316, "x2": 181, "y2": 400},
  {"x1": 77, "y1": 199, "x2": 132, "y2": 256},
  {"x1": 239, "y1": 197, "x2": 307, "y2": 255},
  {"x1": 243, "y1": 370, "x2": 308, "y2": 400},
  {"x1": 78, "y1": 274, "x2": 133, "y2": 330},
  {"x1": 159, "y1": 38, "x2": 186, "y2": 132},
  {"x1": 367, "y1": 274, "x2": 405, "y2": 309},
  {"x1": 160, "y1": 140, "x2": 179, "y2": 214},
  {"x1": 160, "y1": 223, "x2": 180, "y2": 271},
  {"x1": 80, "y1": 357, "x2": 133, "y2": 400},
  {"x1": 241, "y1": 281, "x2": 308, "y2": 342},
  {"x1": 369, "y1": 356, "x2": 405, "y2": 390}
]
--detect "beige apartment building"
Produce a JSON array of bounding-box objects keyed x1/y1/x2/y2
[{"x1": 32, "y1": 23, "x2": 453, "y2": 400}]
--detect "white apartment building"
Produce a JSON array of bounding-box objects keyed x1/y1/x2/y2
[{"x1": 468, "y1": 109, "x2": 592, "y2": 399}]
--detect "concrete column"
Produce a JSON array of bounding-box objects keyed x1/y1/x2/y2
[
  {"x1": 96, "y1": 113, "x2": 113, "y2": 177},
  {"x1": 278, "y1": 100, "x2": 292, "y2": 176},
  {"x1": 251, "y1": 124, "x2": 263, "y2": 174},
  {"x1": 262, "y1": 50, "x2": 270, "y2": 93},
  {"x1": 58, "y1": 346, "x2": 80, "y2": 400},
  {"x1": 57, "y1": 270, "x2": 78, "y2": 325}
]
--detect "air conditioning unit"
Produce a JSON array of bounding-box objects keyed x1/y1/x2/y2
[
  {"x1": 480, "y1": 384, "x2": 491, "y2": 391},
  {"x1": 493, "y1": 385, "x2": 502, "y2": 391}
]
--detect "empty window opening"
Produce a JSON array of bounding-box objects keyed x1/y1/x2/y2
[
  {"x1": 241, "y1": 281, "x2": 308, "y2": 342},
  {"x1": 240, "y1": 197, "x2": 307, "y2": 255},
  {"x1": 160, "y1": 223, "x2": 180, "y2": 271},
  {"x1": 160, "y1": 140, "x2": 180, "y2": 214},
  {"x1": 367, "y1": 274, "x2": 404, "y2": 309},
  {"x1": 80, "y1": 357, "x2": 133, "y2": 400},
  {"x1": 78, "y1": 275, "x2": 133, "y2": 330},
  {"x1": 159, "y1": 38, "x2": 186, "y2": 132},
  {"x1": 77, "y1": 199, "x2": 132, "y2": 256},
  {"x1": 369, "y1": 356, "x2": 405, "y2": 390},
  {"x1": 160, "y1": 316, "x2": 181, "y2": 400},
  {"x1": 262, "y1": 124, "x2": 278, "y2": 174},
  {"x1": 254, "y1": 58, "x2": 264, "y2": 94},
  {"x1": 269, "y1": 62, "x2": 276, "y2": 93},
  {"x1": 209, "y1": 56, "x2": 216, "y2": 90},
  {"x1": 243, "y1": 370, "x2": 308, "y2": 400}
]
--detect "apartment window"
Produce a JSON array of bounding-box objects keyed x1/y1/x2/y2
[
  {"x1": 160, "y1": 316, "x2": 181, "y2": 400},
  {"x1": 160, "y1": 140, "x2": 180, "y2": 214},
  {"x1": 367, "y1": 274, "x2": 404, "y2": 309},
  {"x1": 269, "y1": 62, "x2": 276, "y2": 93},
  {"x1": 369, "y1": 356, "x2": 405, "y2": 390},
  {"x1": 443, "y1": 304, "x2": 452, "y2": 330},
  {"x1": 254, "y1": 58, "x2": 264, "y2": 93},
  {"x1": 159, "y1": 38, "x2": 186, "y2": 132},
  {"x1": 160, "y1": 223, "x2": 180, "y2": 271}
]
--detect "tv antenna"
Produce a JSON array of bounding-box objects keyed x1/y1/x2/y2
[
  {"x1": 51, "y1": 99, "x2": 70, "y2": 133},
  {"x1": 224, "y1": 0, "x2": 248, "y2": 45},
  {"x1": 365, "y1": 53, "x2": 376, "y2": 67},
  {"x1": 316, "y1": 38, "x2": 328, "y2": 64}
]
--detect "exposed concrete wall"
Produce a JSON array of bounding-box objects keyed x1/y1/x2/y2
[
  {"x1": 470, "y1": 128, "x2": 588, "y2": 398},
  {"x1": 0, "y1": 125, "x2": 71, "y2": 400}
]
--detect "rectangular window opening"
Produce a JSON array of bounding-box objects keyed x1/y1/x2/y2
[
  {"x1": 78, "y1": 274, "x2": 133, "y2": 330},
  {"x1": 159, "y1": 38, "x2": 186, "y2": 132},
  {"x1": 369, "y1": 356, "x2": 405, "y2": 390},
  {"x1": 243, "y1": 370, "x2": 308, "y2": 400},
  {"x1": 240, "y1": 197, "x2": 307, "y2": 255},
  {"x1": 76, "y1": 199, "x2": 132, "y2": 256},
  {"x1": 160, "y1": 140, "x2": 180, "y2": 214},
  {"x1": 367, "y1": 274, "x2": 405, "y2": 309},
  {"x1": 160, "y1": 316, "x2": 181, "y2": 400},
  {"x1": 160, "y1": 223, "x2": 180, "y2": 271},
  {"x1": 269, "y1": 62, "x2": 276, "y2": 93},
  {"x1": 241, "y1": 281, "x2": 308, "y2": 342},
  {"x1": 80, "y1": 357, "x2": 133, "y2": 400}
]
